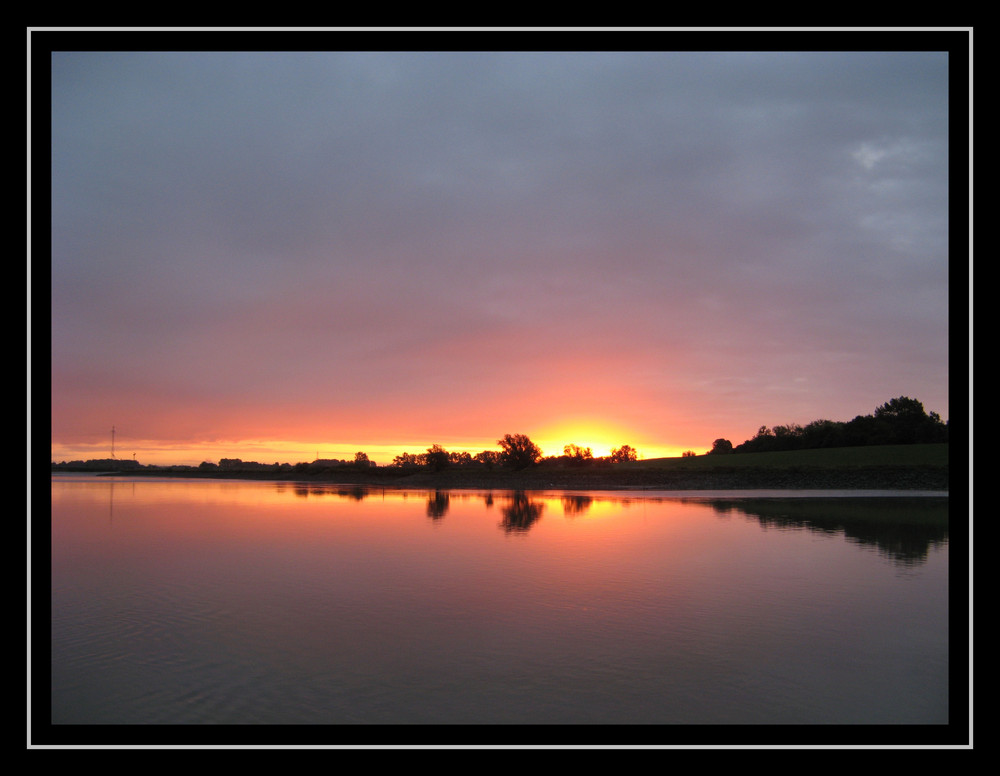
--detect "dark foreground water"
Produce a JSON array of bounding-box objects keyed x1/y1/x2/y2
[{"x1": 47, "y1": 476, "x2": 954, "y2": 738}]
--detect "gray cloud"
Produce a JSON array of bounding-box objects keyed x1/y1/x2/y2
[{"x1": 49, "y1": 47, "x2": 953, "y2": 450}]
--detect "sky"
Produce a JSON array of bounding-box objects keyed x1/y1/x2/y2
[{"x1": 44, "y1": 38, "x2": 959, "y2": 466}]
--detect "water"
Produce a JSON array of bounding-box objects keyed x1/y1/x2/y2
[{"x1": 45, "y1": 476, "x2": 953, "y2": 738}]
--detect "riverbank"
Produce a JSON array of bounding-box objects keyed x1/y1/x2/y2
[
  {"x1": 57, "y1": 444, "x2": 952, "y2": 492},
  {"x1": 85, "y1": 461, "x2": 949, "y2": 492}
]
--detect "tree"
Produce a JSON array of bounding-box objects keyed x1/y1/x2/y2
[
  {"x1": 874, "y1": 396, "x2": 927, "y2": 420},
  {"x1": 449, "y1": 450, "x2": 473, "y2": 466},
  {"x1": 354, "y1": 451, "x2": 371, "y2": 467},
  {"x1": 563, "y1": 443, "x2": 594, "y2": 465},
  {"x1": 392, "y1": 452, "x2": 424, "y2": 467},
  {"x1": 729, "y1": 395, "x2": 947, "y2": 452},
  {"x1": 425, "y1": 444, "x2": 450, "y2": 472},
  {"x1": 497, "y1": 433, "x2": 543, "y2": 470},
  {"x1": 708, "y1": 438, "x2": 733, "y2": 455},
  {"x1": 609, "y1": 444, "x2": 638, "y2": 462},
  {"x1": 873, "y1": 396, "x2": 947, "y2": 444},
  {"x1": 474, "y1": 450, "x2": 500, "y2": 469},
  {"x1": 801, "y1": 419, "x2": 842, "y2": 449}
]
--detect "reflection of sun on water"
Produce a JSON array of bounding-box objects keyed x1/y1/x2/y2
[{"x1": 551, "y1": 494, "x2": 634, "y2": 520}]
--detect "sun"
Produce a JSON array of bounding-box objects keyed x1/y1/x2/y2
[{"x1": 532, "y1": 418, "x2": 644, "y2": 459}]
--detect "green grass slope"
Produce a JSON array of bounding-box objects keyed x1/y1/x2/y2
[{"x1": 632, "y1": 443, "x2": 949, "y2": 470}]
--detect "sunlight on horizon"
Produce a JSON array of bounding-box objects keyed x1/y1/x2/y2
[
  {"x1": 531, "y1": 417, "x2": 670, "y2": 460},
  {"x1": 49, "y1": 431, "x2": 692, "y2": 468}
]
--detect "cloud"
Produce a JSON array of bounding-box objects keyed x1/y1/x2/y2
[{"x1": 48, "y1": 47, "x2": 953, "y2": 459}]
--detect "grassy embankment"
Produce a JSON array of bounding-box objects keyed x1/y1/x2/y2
[
  {"x1": 608, "y1": 443, "x2": 951, "y2": 491},
  {"x1": 634, "y1": 443, "x2": 948, "y2": 470}
]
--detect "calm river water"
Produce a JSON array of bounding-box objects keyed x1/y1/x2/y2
[{"x1": 47, "y1": 475, "x2": 954, "y2": 739}]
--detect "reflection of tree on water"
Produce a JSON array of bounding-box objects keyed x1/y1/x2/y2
[
  {"x1": 561, "y1": 494, "x2": 592, "y2": 516},
  {"x1": 707, "y1": 498, "x2": 949, "y2": 566},
  {"x1": 500, "y1": 491, "x2": 544, "y2": 533},
  {"x1": 427, "y1": 490, "x2": 450, "y2": 519},
  {"x1": 289, "y1": 485, "x2": 369, "y2": 500}
]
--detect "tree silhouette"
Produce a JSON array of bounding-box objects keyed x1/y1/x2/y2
[
  {"x1": 708, "y1": 438, "x2": 733, "y2": 455},
  {"x1": 564, "y1": 443, "x2": 594, "y2": 465},
  {"x1": 425, "y1": 444, "x2": 450, "y2": 472},
  {"x1": 732, "y1": 396, "x2": 947, "y2": 452},
  {"x1": 449, "y1": 450, "x2": 473, "y2": 466},
  {"x1": 874, "y1": 396, "x2": 927, "y2": 420},
  {"x1": 497, "y1": 433, "x2": 543, "y2": 470},
  {"x1": 392, "y1": 452, "x2": 424, "y2": 467},
  {"x1": 474, "y1": 450, "x2": 500, "y2": 469},
  {"x1": 609, "y1": 444, "x2": 638, "y2": 462}
]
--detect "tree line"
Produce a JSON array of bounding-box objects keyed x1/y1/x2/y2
[
  {"x1": 706, "y1": 396, "x2": 948, "y2": 456},
  {"x1": 390, "y1": 434, "x2": 640, "y2": 471}
]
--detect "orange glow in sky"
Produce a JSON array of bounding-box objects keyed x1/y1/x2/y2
[
  {"x1": 45, "y1": 49, "x2": 952, "y2": 471},
  {"x1": 48, "y1": 427, "x2": 684, "y2": 468},
  {"x1": 531, "y1": 417, "x2": 665, "y2": 459}
]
